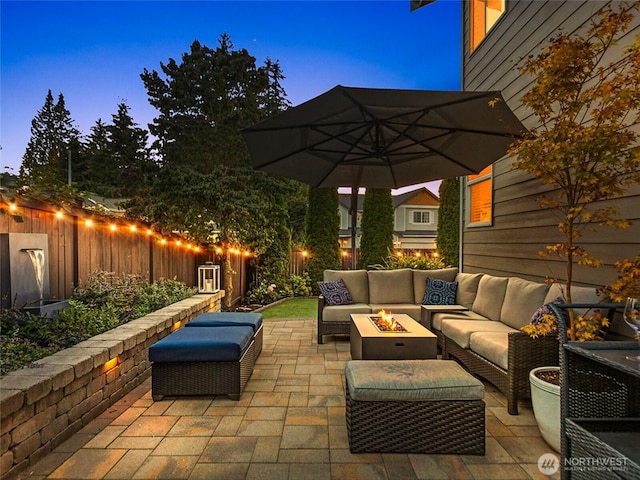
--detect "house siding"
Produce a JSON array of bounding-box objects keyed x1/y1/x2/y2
[{"x1": 461, "y1": 0, "x2": 640, "y2": 289}]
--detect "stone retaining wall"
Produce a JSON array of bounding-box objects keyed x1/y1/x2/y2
[{"x1": 0, "y1": 292, "x2": 224, "y2": 480}]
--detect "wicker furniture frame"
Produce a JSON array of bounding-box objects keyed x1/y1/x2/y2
[
  {"x1": 345, "y1": 379, "x2": 485, "y2": 454},
  {"x1": 317, "y1": 295, "x2": 351, "y2": 344},
  {"x1": 151, "y1": 340, "x2": 255, "y2": 401},
  {"x1": 444, "y1": 331, "x2": 559, "y2": 415}
]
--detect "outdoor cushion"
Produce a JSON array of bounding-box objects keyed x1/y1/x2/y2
[
  {"x1": 422, "y1": 278, "x2": 458, "y2": 305},
  {"x1": 469, "y1": 332, "x2": 509, "y2": 370},
  {"x1": 431, "y1": 311, "x2": 486, "y2": 332},
  {"x1": 317, "y1": 279, "x2": 353, "y2": 306},
  {"x1": 322, "y1": 303, "x2": 371, "y2": 323},
  {"x1": 500, "y1": 277, "x2": 550, "y2": 329},
  {"x1": 149, "y1": 326, "x2": 253, "y2": 363},
  {"x1": 543, "y1": 283, "x2": 604, "y2": 316},
  {"x1": 441, "y1": 319, "x2": 516, "y2": 349},
  {"x1": 187, "y1": 312, "x2": 263, "y2": 332},
  {"x1": 412, "y1": 268, "x2": 458, "y2": 303},
  {"x1": 367, "y1": 269, "x2": 414, "y2": 304},
  {"x1": 472, "y1": 275, "x2": 509, "y2": 321},
  {"x1": 345, "y1": 359, "x2": 484, "y2": 402},
  {"x1": 368, "y1": 304, "x2": 421, "y2": 321},
  {"x1": 324, "y1": 270, "x2": 369, "y2": 304},
  {"x1": 455, "y1": 272, "x2": 483, "y2": 309}
]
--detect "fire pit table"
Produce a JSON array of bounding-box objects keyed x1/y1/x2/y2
[{"x1": 350, "y1": 313, "x2": 437, "y2": 360}]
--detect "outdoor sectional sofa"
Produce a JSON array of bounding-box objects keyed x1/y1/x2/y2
[{"x1": 318, "y1": 267, "x2": 605, "y2": 414}]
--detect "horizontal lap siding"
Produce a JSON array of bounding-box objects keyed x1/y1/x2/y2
[{"x1": 461, "y1": 0, "x2": 640, "y2": 287}]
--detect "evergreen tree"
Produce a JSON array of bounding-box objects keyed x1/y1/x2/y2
[
  {"x1": 19, "y1": 90, "x2": 81, "y2": 188},
  {"x1": 436, "y1": 178, "x2": 460, "y2": 267},
  {"x1": 305, "y1": 187, "x2": 341, "y2": 293},
  {"x1": 78, "y1": 119, "x2": 112, "y2": 195},
  {"x1": 107, "y1": 102, "x2": 153, "y2": 197},
  {"x1": 133, "y1": 34, "x2": 291, "y2": 304},
  {"x1": 360, "y1": 188, "x2": 394, "y2": 269}
]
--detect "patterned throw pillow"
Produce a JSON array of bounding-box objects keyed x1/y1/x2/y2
[
  {"x1": 530, "y1": 297, "x2": 564, "y2": 325},
  {"x1": 318, "y1": 279, "x2": 354, "y2": 306},
  {"x1": 422, "y1": 278, "x2": 458, "y2": 305}
]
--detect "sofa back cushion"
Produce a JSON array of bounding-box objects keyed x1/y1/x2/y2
[
  {"x1": 324, "y1": 270, "x2": 369, "y2": 304},
  {"x1": 472, "y1": 275, "x2": 509, "y2": 320},
  {"x1": 413, "y1": 268, "x2": 459, "y2": 304},
  {"x1": 455, "y1": 272, "x2": 483, "y2": 309},
  {"x1": 368, "y1": 269, "x2": 414, "y2": 304},
  {"x1": 543, "y1": 283, "x2": 604, "y2": 316},
  {"x1": 500, "y1": 277, "x2": 550, "y2": 329}
]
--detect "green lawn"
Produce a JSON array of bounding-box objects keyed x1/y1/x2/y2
[{"x1": 260, "y1": 297, "x2": 317, "y2": 319}]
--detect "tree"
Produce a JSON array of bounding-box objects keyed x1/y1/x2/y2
[
  {"x1": 436, "y1": 178, "x2": 460, "y2": 267},
  {"x1": 360, "y1": 188, "x2": 394, "y2": 269},
  {"x1": 78, "y1": 119, "x2": 112, "y2": 195},
  {"x1": 107, "y1": 102, "x2": 154, "y2": 197},
  {"x1": 305, "y1": 187, "x2": 341, "y2": 293},
  {"x1": 19, "y1": 90, "x2": 81, "y2": 188},
  {"x1": 133, "y1": 35, "x2": 291, "y2": 305},
  {"x1": 508, "y1": 3, "x2": 640, "y2": 340}
]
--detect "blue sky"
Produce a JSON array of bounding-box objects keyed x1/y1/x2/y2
[{"x1": 1, "y1": 0, "x2": 461, "y2": 193}]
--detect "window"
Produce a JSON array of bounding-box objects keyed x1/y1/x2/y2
[
  {"x1": 466, "y1": 165, "x2": 492, "y2": 226},
  {"x1": 470, "y1": 0, "x2": 505, "y2": 52},
  {"x1": 412, "y1": 211, "x2": 431, "y2": 224}
]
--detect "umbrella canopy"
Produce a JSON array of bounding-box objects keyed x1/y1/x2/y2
[{"x1": 241, "y1": 85, "x2": 525, "y2": 267}]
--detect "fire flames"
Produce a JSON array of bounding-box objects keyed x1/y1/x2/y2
[{"x1": 377, "y1": 310, "x2": 400, "y2": 331}]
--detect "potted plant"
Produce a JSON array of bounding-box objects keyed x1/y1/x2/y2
[{"x1": 508, "y1": 3, "x2": 640, "y2": 452}]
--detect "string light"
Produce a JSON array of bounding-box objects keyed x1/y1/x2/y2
[
  {"x1": 129, "y1": 225, "x2": 137, "y2": 232},
  {"x1": 9, "y1": 203, "x2": 17, "y2": 212},
  {"x1": 109, "y1": 223, "x2": 117, "y2": 232},
  {"x1": 85, "y1": 219, "x2": 94, "y2": 228},
  {"x1": 55, "y1": 211, "x2": 64, "y2": 219}
]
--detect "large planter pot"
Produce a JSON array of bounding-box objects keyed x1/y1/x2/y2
[{"x1": 530, "y1": 366, "x2": 560, "y2": 452}]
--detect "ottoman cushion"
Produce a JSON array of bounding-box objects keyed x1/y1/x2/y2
[
  {"x1": 187, "y1": 312, "x2": 263, "y2": 332},
  {"x1": 149, "y1": 326, "x2": 253, "y2": 363},
  {"x1": 346, "y1": 359, "x2": 484, "y2": 402}
]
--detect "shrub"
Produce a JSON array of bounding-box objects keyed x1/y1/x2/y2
[
  {"x1": 375, "y1": 254, "x2": 446, "y2": 271},
  {"x1": 0, "y1": 271, "x2": 195, "y2": 376}
]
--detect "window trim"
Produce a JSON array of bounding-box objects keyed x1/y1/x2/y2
[
  {"x1": 465, "y1": 166, "x2": 493, "y2": 228},
  {"x1": 411, "y1": 210, "x2": 432, "y2": 225},
  {"x1": 469, "y1": 0, "x2": 506, "y2": 53}
]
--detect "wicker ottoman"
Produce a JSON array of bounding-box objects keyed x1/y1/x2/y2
[
  {"x1": 345, "y1": 359, "x2": 485, "y2": 454},
  {"x1": 186, "y1": 312, "x2": 264, "y2": 356},
  {"x1": 149, "y1": 326, "x2": 255, "y2": 401}
]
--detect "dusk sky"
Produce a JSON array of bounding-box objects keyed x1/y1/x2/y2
[{"x1": 1, "y1": 0, "x2": 461, "y2": 193}]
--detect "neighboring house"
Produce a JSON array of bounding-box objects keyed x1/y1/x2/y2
[
  {"x1": 449, "y1": 1, "x2": 639, "y2": 288},
  {"x1": 338, "y1": 187, "x2": 440, "y2": 253}
]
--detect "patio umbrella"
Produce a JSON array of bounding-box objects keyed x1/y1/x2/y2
[{"x1": 241, "y1": 85, "x2": 525, "y2": 267}]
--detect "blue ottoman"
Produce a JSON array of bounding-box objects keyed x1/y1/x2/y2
[
  {"x1": 186, "y1": 312, "x2": 263, "y2": 356},
  {"x1": 149, "y1": 326, "x2": 255, "y2": 401}
]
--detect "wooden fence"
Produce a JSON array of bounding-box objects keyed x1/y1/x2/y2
[{"x1": 0, "y1": 197, "x2": 249, "y2": 307}]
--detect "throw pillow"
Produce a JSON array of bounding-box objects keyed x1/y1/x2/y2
[
  {"x1": 422, "y1": 278, "x2": 458, "y2": 305},
  {"x1": 318, "y1": 279, "x2": 354, "y2": 306},
  {"x1": 530, "y1": 297, "x2": 564, "y2": 325}
]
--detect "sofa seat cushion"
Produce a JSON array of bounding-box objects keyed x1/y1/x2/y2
[
  {"x1": 469, "y1": 332, "x2": 509, "y2": 370},
  {"x1": 149, "y1": 326, "x2": 254, "y2": 363},
  {"x1": 500, "y1": 278, "x2": 549, "y2": 330},
  {"x1": 472, "y1": 275, "x2": 509, "y2": 321},
  {"x1": 187, "y1": 312, "x2": 263, "y2": 332},
  {"x1": 413, "y1": 268, "x2": 459, "y2": 304},
  {"x1": 324, "y1": 270, "x2": 369, "y2": 304},
  {"x1": 322, "y1": 304, "x2": 371, "y2": 323},
  {"x1": 368, "y1": 269, "x2": 414, "y2": 304},
  {"x1": 441, "y1": 319, "x2": 517, "y2": 349},
  {"x1": 345, "y1": 359, "x2": 484, "y2": 402},
  {"x1": 432, "y1": 311, "x2": 487, "y2": 332},
  {"x1": 369, "y1": 304, "x2": 421, "y2": 322},
  {"x1": 455, "y1": 273, "x2": 484, "y2": 309}
]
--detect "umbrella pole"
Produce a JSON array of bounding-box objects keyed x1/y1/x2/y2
[{"x1": 351, "y1": 186, "x2": 358, "y2": 270}]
